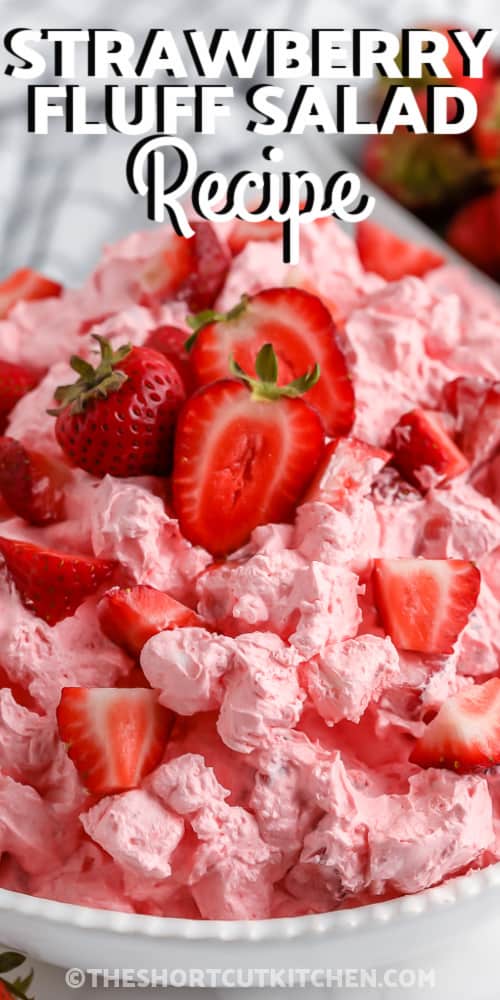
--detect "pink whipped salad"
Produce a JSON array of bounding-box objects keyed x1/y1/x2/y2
[{"x1": 1, "y1": 218, "x2": 500, "y2": 921}]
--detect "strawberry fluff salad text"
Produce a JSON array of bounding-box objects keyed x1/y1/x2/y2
[{"x1": 1, "y1": 214, "x2": 500, "y2": 923}]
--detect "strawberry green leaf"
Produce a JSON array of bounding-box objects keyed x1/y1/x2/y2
[
  {"x1": 185, "y1": 296, "x2": 248, "y2": 350},
  {"x1": 0, "y1": 955, "x2": 25, "y2": 975},
  {"x1": 255, "y1": 343, "x2": 278, "y2": 384}
]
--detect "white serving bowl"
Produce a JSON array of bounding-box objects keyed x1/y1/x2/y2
[{"x1": 1, "y1": 864, "x2": 500, "y2": 999}]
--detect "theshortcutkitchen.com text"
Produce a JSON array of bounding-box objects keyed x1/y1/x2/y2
[{"x1": 3, "y1": 27, "x2": 497, "y2": 262}]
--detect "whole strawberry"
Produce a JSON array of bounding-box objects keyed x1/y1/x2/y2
[{"x1": 50, "y1": 336, "x2": 185, "y2": 477}]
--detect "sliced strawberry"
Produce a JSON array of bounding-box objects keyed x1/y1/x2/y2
[
  {"x1": 138, "y1": 221, "x2": 230, "y2": 312},
  {"x1": 0, "y1": 436, "x2": 70, "y2": 525},
  {"x1": 57, "y1": 687, "x2": 173, "y2": 794},
  {"x1": 410, "y1": 677, "x2": 500, "y2": 772},
  {"x1": 228, "y1": 217, "x2": 284, "y2": 256},
  {"x1": 189, "y1": 287, "x2": 354, "y2": 436},
  {"x1": 356, "y1": 220, "x2": 444, "y2": 281},
  {"x1": 0, "y1": 268, "x2": 62, "y2": 320},
  {"x1": 373, "y1": 558, "x2": 480, "y2": 654},
  {"x1": 144, "y1": 325, "x2": 195, "y2": 393},
  {"x1": 173, "y1": 345, "x2": 325, "y2": 556},
  {"x1": 389, "y1": 408, "x2": 468, "y2": 491},
  {"x1": 0, "y1": 538, "x2": 116, "y2": 625},
  {"x1": 304, "y1": 436, "x2": 391, "y2": 508},
  {"x1": 98, "y1": 585, "x2": 205, "y2": 658},
  {"x1": 446, "y1": 191, "x2": 500, "y2": 280},
  {"x1": 461, "y1": 382, "x2": 500, "y2": 465},
  {"x1": 0, "y1": 360, "x2": 44, "y2": 434}
]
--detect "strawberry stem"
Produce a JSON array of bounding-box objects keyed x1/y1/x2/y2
[
  {"x1": 230, "y1": 343, "x2": 320, "y2": 402},
  {"x1": 48, "y1": 336, "x2": 131, "y2": 416},
  {"x1": 0, "y1": 949, "x2": 33, "y2": 1000},
  {"x1": 185, "y1": 296, "x2": 248, "y2": 351}
]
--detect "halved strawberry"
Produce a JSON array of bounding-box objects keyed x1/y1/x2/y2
[
  {"x1": 461, "y1": 382, "x2": 500, "y2": 465},
  {"x1": 228, "y1": 217, "x2": 284, "y2": 256},
  {"x1": 189, "y1": 287, "x2": 354, "y2": 436},
  {"x1": 373, "y1": 558, "x2": 480, "y2": 654},
  {"x1": 410, "y1": 677, "x2": 500, "y2": 772},
  {"x1": 144, "y1": 325, "x2": 195, "y2": 393},
  {"x1": 0, "y1": 268, "x2": 62, "y2": 319},
  {"x1": 356, "y1": 220, "x2": 444, "y2": 281},
  {"x1": 98, "y1": 585, "x2": 205, "y2": 658},
  {"x1": 389, "y1": 408, "x2": 468, "y2": 490},
  {"x1": 138, "y1": 221, "x2": 230, "y2": 312},
  {"x1": 0, "y1": 436, "x2": 70, "y2": 525},
  {"x1": 0, "y1": 538, "x2": 115, "y2": 625},
  {"x1": 0, "y1": 360, "x2": 44, "y2": 434},
  {"x1": 57, "y1": 687, "x2": 173, "y2": 794},
  {"x1": 304, "y1": 436, "x2": 391, "y2": 508},
  {"x1": 173, "y1": 344, "x2": 325, "y2": 556}
]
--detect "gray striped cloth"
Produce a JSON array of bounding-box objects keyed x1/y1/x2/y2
[{"x1": 0, "y1": 0, "x2": 498, "y2": 286}]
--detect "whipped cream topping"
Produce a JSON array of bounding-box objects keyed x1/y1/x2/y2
[{"x1": 1, "y1": 217, "x2": 500, "y2": 921}]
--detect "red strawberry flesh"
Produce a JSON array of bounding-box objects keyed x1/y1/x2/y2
[
  {"x1": 57, "y1": 687, "x2": 172, "y2": 794},
  {"x1": 0, "y1": 360, "x2": 44, "y2": 434},
  {"x1": 356, "y1": 220, "x2": 444, "y2": 281},
  {"x1": 410, "y1": 677, "x2": 500, "y2": 772},
  {"x1": 190, "y1": 287, "x2": 354, "y2": 436},
  {"x1": 304, "y1": 436, "x2": 391, "y2": 507},
  {"x1": 373, "y1": 557, "x2": 480, "y2": 654},
  {"x1": 0, "y1": 267, "x2": 62, "y2": 319},
  {"x1": 0, "y1": 436, "x2": 69, "y2": 525},
  {"x1": 389, "y1": 408, "x2": 468, "y2": 490},
  {"x1": 0, "y1": 538, "x2": 116, "y2": 625},
  {"x1": 173, "y1": 360, "x2": 325, "y2": 556},
  {"x1": 98, "y1": 585, "x2": 205, "y2": 658}
]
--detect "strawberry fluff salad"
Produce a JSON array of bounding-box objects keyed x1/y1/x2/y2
[{"x1": 1, "y1": 214, "x2": 500, "y2": 923}]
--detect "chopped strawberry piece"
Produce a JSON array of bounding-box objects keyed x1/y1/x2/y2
[
  {"x1": 304, "y1": 436, "x2": 391, "y2": 508},
  {"x1": 0, "y1": 664, "x2": 38, "y2": 711},
  {"x1": 57, "y1": 687, "x2": 173, "y2": 794},
  {"x1": 461, "y1": 383, "x2": 500, "y2": 466},
  {"x1": 373, "y1": 558, "x2": 480, "y2": 654},
  {"x1": 0, "y1": 268, "x2": 62, "y2": 319},
  {"x1": 0, "y1": 360, "x2": 44, "y2": 434},
  {"x1": 144, "y1": 325, "x2": 196, "y2": 393},
  {"x1": 228, "y1": 218, "x2": 284, "y2": 256},
  {"x1": 356, "y1": 220, "x2": 444, "y2": 281},
  {"x1": 139, "y1": 222, "x2": 230, "y2": 312},
  {"x1": 98, "y1": 585, "x2": 205, "y2": 658},
  {"x1": 190, "y1": 287, "x2": 354, "y2": 436},
  {"x1": 410, "y1": 678, "x2": 500, "y2": 772},
  {"x1": 0, "y1": 538, "x2": 116, "y2": 625},
  {"x1": 389, "y1": 408, "x2": 468, "y2": 490},
  {"x1": 0, "y1": 436, "x2": 70, "y2": 525},
  {"x1": 173, "y1": 345, "x2": 325, "y2": 556}
]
